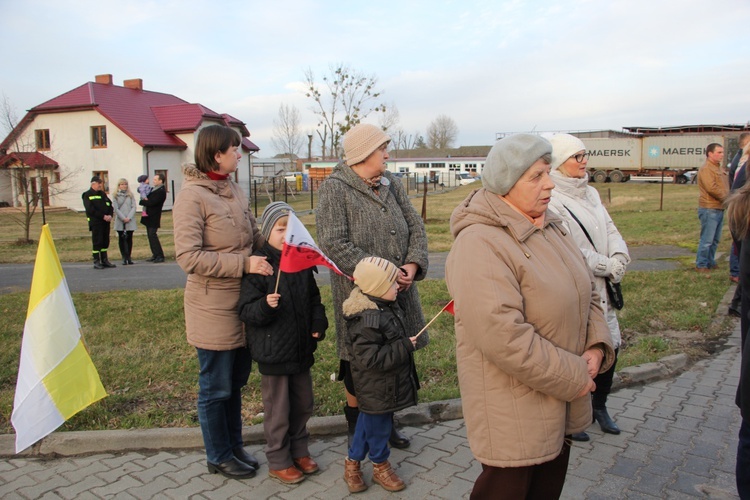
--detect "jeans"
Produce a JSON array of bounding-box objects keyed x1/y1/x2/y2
[
  {"x1": 738, "y1": 419, "x2": 750, "y2": 499},
  {"x1": 696, "y1": 208, "x2": 724, "y2": 269},
  {"x1": 146, "y1": 226, "x2": 163, "y2": 258},
  {"x1": 196, "y1": 347, "x2": 252, "y2": 464},
  {"x1": 732, "y1": 241, "x2": 741, "y2": 277},
  {"x1": 348, "y1": 412, "x2": 391, "y2": 464}
]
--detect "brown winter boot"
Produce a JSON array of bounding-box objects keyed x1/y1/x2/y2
[
  {"x1": 344, "y1": 457, "x2": 368, "y2": 493},
  {"x1": 372, "y1": 460, "x2": 405, "y2": 492}
]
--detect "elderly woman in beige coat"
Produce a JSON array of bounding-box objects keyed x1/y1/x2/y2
[
  {"x1": 173, "y1": 125, "x2": 272, "y2": 480},
  {"x1": 445, "y1": 134, "x2": 614, "y2": 499}
]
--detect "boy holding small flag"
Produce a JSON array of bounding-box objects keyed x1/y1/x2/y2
[{"x1": 238, "y1": 202, "x2": 328, "y2": 485}]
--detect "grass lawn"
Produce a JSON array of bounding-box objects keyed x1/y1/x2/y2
[{"x1": 0, "y1": 180, "x2": 737, "y2": 434}]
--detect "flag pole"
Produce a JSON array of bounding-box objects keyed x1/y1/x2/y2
[
  {"x1": 413, "y1": 300, "x2": 453, "y2": 339},
  {"x1": 273, "y1": 269, "x2": 282, "y2": 294}
]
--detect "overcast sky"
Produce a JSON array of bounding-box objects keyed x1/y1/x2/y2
[{"x1": 2, "y1": 0, "x2": 749, "y2": 157}]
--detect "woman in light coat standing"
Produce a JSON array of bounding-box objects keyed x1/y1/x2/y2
[
  {"x1": 173, "y1": 124, "x2": 272, "y2": 480},
  {"x1": 112, "y1": 178, "x2": 137, "y2": 265},
  {"x1": 316, "y1": 123, "x2": 429, "y2": 450},
  {"x1": 446, "y1": 134, "x2": 614, "y2": 499},
  {"x1": 547, "y1": 133, "x2": 630, "y2": 441}
]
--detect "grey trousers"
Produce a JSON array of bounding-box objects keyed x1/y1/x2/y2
[{"x1": 261, "y1": 370, "x2": 314, "y2": 470}]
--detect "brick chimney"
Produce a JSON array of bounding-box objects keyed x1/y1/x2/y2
[
  {"x1": 95, "y1": 74, "x2": 113, "y2": 85},
  {"x1": 123, "y1": 78, "x2": 143, "y2": 91}
]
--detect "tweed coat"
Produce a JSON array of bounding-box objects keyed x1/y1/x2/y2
[
  {"x1": 173, "y1": 165, "x2": 264, "y2": 350},
  {"x1": 112, "y1": 191, "x2": 137, "y2": 231},
  {"x1": 446, "y1": 189, "x2": 614, "y2": 468},
  {"x1": 316, "y1": 162, "x2": 429, "y2": 361}
]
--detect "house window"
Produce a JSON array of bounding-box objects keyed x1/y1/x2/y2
[
  {"x1": 430, "y1": 163, "x2": 445, "y2": 169},
  {"x1": 35, "y1": 129, "x2": 51, "y2": 150},
  {"x1": 415, "y1": 163, "x2": 429, "y2": 169},
  {"x1": 448, "y1": 163, "x2": 461, "y2": 172},
  {"x1": 465, "y1": 163, "x2": 477, "y2": 173},
  {"x1": 91, "y1": 126, "x2": 107, "y2": 148},
  {"x1": 92, "y1": 170, "x2": 110, "y2": 192}
]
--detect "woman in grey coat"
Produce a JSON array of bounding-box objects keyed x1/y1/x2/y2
[
  {"x1": 316, "y1": 123, "x2": 429, "y2": 450},
  {"x1": 112, "y1": 178, "x2": 137, "y2": 265}
]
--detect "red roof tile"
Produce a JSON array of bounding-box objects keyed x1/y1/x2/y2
[
  {"x1": 0, "y1": 152, "x2": 59, "y2": 168},
  {"x1": 152, "y1": 103, "x2": 224, "y2": 133},
  {"x1": 33, "y1": 82, "x2": 189, "y2": 148}
]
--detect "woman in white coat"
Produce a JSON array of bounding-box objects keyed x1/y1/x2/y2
[{"x1": 547, "y1": 133, "x2": 630, "y2": 441}]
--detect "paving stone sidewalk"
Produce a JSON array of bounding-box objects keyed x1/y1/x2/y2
[{"x1": 1, "y1": 322, "x2": 742, "y2": 499}]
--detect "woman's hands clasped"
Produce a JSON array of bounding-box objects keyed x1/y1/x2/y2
[
  {"x1": 397, "y1": 263, "x2": 419, "y2": 292},
  {"x1": 575, "y1": 347, "x2": 604, "y2": 399}
]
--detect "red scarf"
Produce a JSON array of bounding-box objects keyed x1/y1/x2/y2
[{"x1": 207, "y1": 171, "x2": 230, "y2": 181}]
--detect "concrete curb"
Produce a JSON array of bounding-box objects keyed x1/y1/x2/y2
[{"x1": 0, "y1": 286, "x2": 736, "y2": 459}]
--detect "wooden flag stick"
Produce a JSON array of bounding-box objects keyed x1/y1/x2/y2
[
  {"x1": 413, "y1": 301, "x2": 451, "y2": 339},
  {"x1": 273, "y1": 269, "x2": 282, "y2": 294}
]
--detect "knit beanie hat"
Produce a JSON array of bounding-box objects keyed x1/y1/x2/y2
[
  {"x1": 353, "y1": 256, "x2": 400, "y2": 299},
  {"x1": 482, "y1": 134, "x2": 552, "y2": 195},
  {"x1": 137, "y1": 174, "x2": 149, "y2": 183},
  {"x1": 548, "y1": 134, "x2": 587, "y2": 171},
  {"x1": 343, "y1": 123, "x2": 390, "y2": 167},
  {"x1": 260, "y1": 201, "x2": 293, "y2": 241}
]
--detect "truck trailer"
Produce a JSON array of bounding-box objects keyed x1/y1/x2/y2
[{"x1": 580, "y1": 135, "x2": 726, "y2": 183}]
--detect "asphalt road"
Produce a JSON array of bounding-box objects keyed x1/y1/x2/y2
[{"x1": 0, "y1": 245, "x2": 692, "y2": 296}]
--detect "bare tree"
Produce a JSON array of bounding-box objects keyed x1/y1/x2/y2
[
  {"x1": 1, "y1": 94, "x2": 80, "y2": 243},
  {"x1": 304, "y1": 63, "x2": 385, "y2": 158},
  {"x1": 378, "y1": 102, "x2": 400, "y2": 133},
  {"x1": 270, "y1": 103, "x2": 304, "y2": 161},
  {"x1": 426, "y1": 114, "x2": 459, "y2": 149},
  {"x1": 390, "y1": 128, "x2": 423, "y2": 155}
]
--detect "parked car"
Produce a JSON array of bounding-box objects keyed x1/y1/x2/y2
[{"x1": 457, "y1": 173, "x2": 478, "y2": 186}]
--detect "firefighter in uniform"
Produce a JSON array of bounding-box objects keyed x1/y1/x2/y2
[{"x1": 82, "y1": 176, "x2": 116, "y2": 269}]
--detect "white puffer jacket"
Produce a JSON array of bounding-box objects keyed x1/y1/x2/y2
[{"x1": 548, "y1": 172, "x2": 630, "y2": 347}]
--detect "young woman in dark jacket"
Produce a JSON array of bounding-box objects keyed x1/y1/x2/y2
[
  {"x1": 237, "y1": 202, "x2": 328, "y2": 485},
  {"x1": 340, "y1": 257, "x2": 419, "y2": 494}
]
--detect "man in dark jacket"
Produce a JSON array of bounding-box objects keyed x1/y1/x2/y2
[
  {"x1": 140, "y1": 173, "x2": 167, "y2": 263},
  {"x1": 82, "y1": 176, "x2": 115, "y2": 269}
]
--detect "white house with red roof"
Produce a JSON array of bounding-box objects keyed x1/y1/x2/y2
[{"x1": 0, "y1": 74, "x2": 259, "y2": 211}]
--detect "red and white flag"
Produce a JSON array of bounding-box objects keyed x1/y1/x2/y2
[{"x1": 280, "y1": 212, "x2": 350, "y2": 278}]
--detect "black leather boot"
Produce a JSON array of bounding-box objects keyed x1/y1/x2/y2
[
  {"x1": 593, "y1": 408, "x2": 620, "y2": 434},
  {"x1": 389, "y1": 415, "x2": 410, "y2": 449},
  {"x1": 100, "y1": 251, "x2": 116, "y2": 268},
  {"x1": 93, "y1": 254, "x2": 104, "y2": 270},
  {"x1": 232, "y1": 446, "x2": 259, "y2": 470},
  {"x1": 207, "y1": 457, "x2": 256, "y2": 479},
  {"x1": 344, "y1": 405, "x2": 359, "y2": 452},
  {"x1": 570, "y1": 432, "x2": 590, "y2": 442}
]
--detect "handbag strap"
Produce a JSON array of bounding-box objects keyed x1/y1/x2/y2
[{"x1": 563, "y1": 205, "x2": 599, "y2": 253}]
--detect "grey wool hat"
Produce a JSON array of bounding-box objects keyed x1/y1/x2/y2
[
  {"x1": 260, "y1": 201, "x2": 294, "y2": 241},
  {"x1": 482, "y1": 134, "x2": 552, "y2": 195},
  {"x1": 343, "y1": 123, "x2": 390, "y2": 167}
]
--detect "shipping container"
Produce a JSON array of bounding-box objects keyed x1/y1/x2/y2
[{"x1": 579, "y1": 135, "x2": 727, "y2": 183}]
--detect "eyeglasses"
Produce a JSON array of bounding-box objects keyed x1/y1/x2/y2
[{"x1": 571, "y1": 153, "x2": 590, "y2": 163}]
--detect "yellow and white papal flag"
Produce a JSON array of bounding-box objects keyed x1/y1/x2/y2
[{"x1": 12, "y1": 224, "x2": 107, "y2": 453}]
